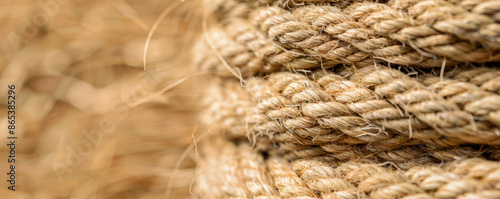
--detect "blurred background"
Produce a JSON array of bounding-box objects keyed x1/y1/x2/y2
[{"x1": 0, "y1": 0, "x2": 204, "y2": 198}]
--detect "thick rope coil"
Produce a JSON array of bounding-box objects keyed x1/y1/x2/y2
[
  {"x1": 196, "y1": 148, "x2": 499, "y2": 198},
  {"x1": 195, "y1": 21, "x2": 334, "y2": 77},
  {"x1": 353, "y1": 66, "x2": 500, "y2": 144},
  {"x1": 267, "y1": 158, "x2": 318, "y2": 198},
  {"x1": 202, "y1": 0, "x2": 378, "y2": 24},
  {"x1": 255, "y1": 0, "x2": 373, "y2": 9},
  {"x1": 281, "y1": 158, "x2": 500, "y2": 198},
  {"x1": 277, "y1": 142, "x2": 495, "y2": 170},
  {"x1": 196, "y1": 0, "x2": 500, "y2": 80},
  {"x1": 200, "y1": 78, "x2": 252, "y2": 137},
  {"x1": 351, "y1": 0, "x2": 500, "y2": 59},
  {"x1": 225, "y1": 19, "x2": 329, "y2": 71},
  {"x1": 201, "y1": 73, "x2": 500, "y2": 169},
  {"x1": 250, "y1": 6, "x2": 377, "y2": 67},
  {"x1": 390, "y1": 0, "x2": 500, "y2": 46},
  {"x1": 246, "y1": 67, "x2": 500, "y2": 145},
  {"x1": 267, "y1": 5, "x2": 451, "y2": 67},
  {"x1": 424, "y1": 77, "x2": 500, "y2": 129},
  {"x1": 292, "y1": 159, "x2": 363, "y2": 198},
  {"x1": 201, "y1": 0, "x2": 251, "y2": 20},
  {"x1": 447, "y1": 67, "x2": 500, "y2": 95},
  {"x1": 195, "y1": 137, "x2": 248, "y2": 198},
  {"x1": 194, "y1": 137, "x2": 280, "y2": 198},
  {"x1": 195, "y1": 0, "x2": 500, "y2": 197},
  {"x1": 249, "y1": 3, "x2": 499, "y2": 69},
  {"x1": 202, "y1": 66, "x2": 500, "y2": 145},
  {"x1": 194, "y1": 27, "x2": 273, "y2": 77}
]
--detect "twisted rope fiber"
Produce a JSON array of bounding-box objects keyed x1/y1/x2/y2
[
  {"x1": 419, "y1": 77, "x2": 500, "y2": 129},
  {"x1": 210, "y1": 76, "x2": 499, "y2": 160},
  {"x1": 194, "y1": 27, "x2": 278, "y2": 77},
  {"x1": 354, "y1": 66, "x2": 500, "y2": 143},
  {"x1": 197, "y1": 0, "x2": 338, "y2": 76},
  {"x1": 196, "y1": 17, "x2": 380, "y2": 79},
  {"x1": 203, "y1": 0, "x2": 497, "y2": 23},
  {"x1": 196, "y1": 0, "x2": 500, "y2": 78},
  {"x1": 249, "y1": 6, "x2": 446, "y2": 68},
  {"x1": 334, "y1": 0, "x2": 500, "y2": 52},
  {"x1": 255, "y1": 0, "x2": 374, "y2": 8},
  {"x1": 201, "y1": 72, "x2": 500, "y2": 169},
  {"x1": 445, "y1": 67, "x2": 500, "y2": 95},
  {"x1": 197, "y1": 0, "x2": 389, "y2": 76},
  {"x1": 358, "y1": 0, "x2": 500, "y2": 48},
  {"x1": 197, "y1": 52, "x2": 500, "y2": 196},
  {"x1": 195, "y1": 137, "x2": 280, "y2": 198},
  {"x1": 443, "y1": 0, "x2": 500, "y2": 13},
  {"x1": 200, "y1": 77, "x2": 253, "y2": 137},
  {"x1": 248, "y1": 1, "x2": 500, "y2": 68},
  {"x1": 196, "y1": 137, "x2": 500, "y2": 198},
  {"x1": 242, "y1": 66, "x2": 500, "y2": 145},
  {"x1": 195, "y1": 0, "x2": 500, "y2": 198},
  {"x1": 271, "y1": 142, "x2": 497, "y2": 170},
  {"x1": 207, "y1": 0, "x2": 251, "y2": 20},
  {"x1": 285, "y1": 158, "x2": 500, "y2": 198},
  {"x1": 226, "y1": 17, "x2": 374, "y2": 69},
  {"x1": 195, "y1": 20, "x2": 338, "y2": 78},
  {"x1": 206, "y1": 0, "x2": 377, "y2": 21}
]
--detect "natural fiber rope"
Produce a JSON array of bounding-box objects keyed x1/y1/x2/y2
[
  {"x1": 194, "y1": 137, "x2": 500, "y2": 198},
  {"x1": 287, "y1": 158, "x2": 500, "y2": 198},
  {"x1": 196, "y1": 0, "x2": 500, "y2": 77},
  {"x1": 204, "y1": 65, "x2": 500, "y2": 146},
  {"x1": 249, "y1": 1, "x2": 499, "y2": 66},
  {"x1": 207, "y1": 0, "x2": 375, "y2": 21},
  {"x1": 194, "y1": 27, "x2": 271, "y2": 77},
  {"x1": 195, "y1": 0, "x2": 500, "y2": 198},
  {"x1": 195, "y1": 137, "x2": 280, "y2": 198},
  {"x1": 201, "y1": 70, "x2": 500, "y2": 169},
  {"x1": 250, "y1": 6, "x2": 444, "y2": 67},
  {"x1": 200, "y1": 77, "x2": 252, "y2": 137},
  {"x1": 445, "y1": 67, "x2": 500, "y2": 95},
  {"x1": 205, "y1": 0, "x2": 500, "y2": 21}
]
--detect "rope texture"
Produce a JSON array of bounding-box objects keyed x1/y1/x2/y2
[
  {"x1": 203, "y1": 66, "x2": 500, "y2": 145},
  {"x1": 194, "y1": 137, "x2": 500, "y2": 199},
  {"x1": 195, "y1": 137, "x2": 280, "y2": 198},
  {"x1": 201, "y1": 73, "x2": 500, "y2": 168},
  {"x1": 196, "y1": 0, "x2": 500, "y2": 77},
  {"x1": 194, "y1": 0, "x2": 500, "y2": 198}
]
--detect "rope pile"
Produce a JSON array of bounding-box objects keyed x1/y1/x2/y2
[
  {"x1": 193, "y1": 0, "x2": 500, "y2": 198},
  {"x1": 197, "y1": 138, "x2": 500, "y2": 199}
]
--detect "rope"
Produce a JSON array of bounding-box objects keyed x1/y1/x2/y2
[
  {"x1": 249, "y1": 3, "x2": 499, "y2": 66},
  {"x1": 194, "y1": 137, "x2": 279, "y2": 198},
  {"x1": 196, "y1": 0, "x2": 500, "y2": 76},
  {"x1": 194, "y1": 27, "x2": 271, "y2": 77},
  {"x1": 201, "y1": 71, "x2": 500, "y2": 167},
  {"x1": 206, "y1": 66, "x2": 500, "y2": 145},
  {"x1": 194, "y1": 0, "x2": 500, "y2": 197},
  {"x1": 195, "y1": 138, "x2": 500, "y2": 198}
]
